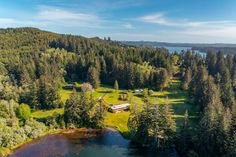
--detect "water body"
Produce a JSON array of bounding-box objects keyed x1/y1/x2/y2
[
  {"x1": 161, "y1": 46, "x2": 206, "y2": 57},
  {"x1": 9, "y1": 129, "x2": 178, "y2": 157}
]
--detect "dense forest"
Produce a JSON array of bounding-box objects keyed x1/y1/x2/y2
[{"x1": 0, "y1": 27, "x2": 236, "y2": 157}]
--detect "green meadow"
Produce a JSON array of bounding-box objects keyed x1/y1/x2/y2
[{"x1": 32, "y1": 79, "x2": 198, "y2": 136}]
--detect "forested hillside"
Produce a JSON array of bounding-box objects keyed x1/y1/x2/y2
[
  {"x1": 1, "y1": 27, "x2": 236, "y2": 157},
  {"x1": 0, "y1": 27, "x2": 177, "y2": 156}
]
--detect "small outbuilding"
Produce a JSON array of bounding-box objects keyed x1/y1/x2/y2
[{"x1": 109, "y1": 103, "x2": 131, "y2": 113}]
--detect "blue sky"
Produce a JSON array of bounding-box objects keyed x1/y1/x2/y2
[{"x1": 0, "y1": 0, "x2": 236, "y2": 43}]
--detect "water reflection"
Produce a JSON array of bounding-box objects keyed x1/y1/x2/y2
[{"x1": 9, "y1": 129, "x2": 178, "y2": 157}]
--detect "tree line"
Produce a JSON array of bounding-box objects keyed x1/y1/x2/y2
[
  {"x1": 180, "y1": 51, "x2": 236, "y2": 157},
  {"x1": 0, "y1": 28, "x2": 175, "y2": 151}
]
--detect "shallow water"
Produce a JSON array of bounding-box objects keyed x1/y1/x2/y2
[{"x1": 9, "y1": 129, "x2": 178, "y2": 157}]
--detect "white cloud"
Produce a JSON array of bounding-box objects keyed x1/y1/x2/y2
[
  {"x1": 0, "y1": 18, "x2": 48, "y2": 28},
  {"x1": 0, "y1": 18, "x2": 16, "y2": 24},
  {"x1": 139, "y1": 12, "x2": 235, "y2": 27},
  {"x1": 136, "y1": 12, "x2": 236, "y2": 42},
  {"x1": 122, "y1": 23, "x2": 135, "y2": 29},
  {"x1": 38, "y1": 7, "x2": 99, "y2": 22},
  {"x1": 35, "y1": 6, "x2": 103, "y2": 28}
]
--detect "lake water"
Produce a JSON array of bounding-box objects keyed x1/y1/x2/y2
[
  {"x1": 162, "y1": 46, "x2": 206, "y2": 57},
  {"x1": 9, "y1": 129, "x2": 179, "y2": 157}
]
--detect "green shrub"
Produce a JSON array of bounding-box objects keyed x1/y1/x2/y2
[
  {"x1": 23, "y1": 118, "x2": 47, "y2": 139},
  {"x1": 16, "y1": 103, "x2": 31, "y2": 121},
  {"x1": 0, "y1": 127, "x2": 26, "y2": 147}
]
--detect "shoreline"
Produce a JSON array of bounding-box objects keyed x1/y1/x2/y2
[{"x1": 0, "y1": 127, "x2": 126, "y2": 157}]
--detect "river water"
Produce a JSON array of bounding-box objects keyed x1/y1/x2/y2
[{"x1": 9, "y1": 129, "x2": 179, "y2": 157}]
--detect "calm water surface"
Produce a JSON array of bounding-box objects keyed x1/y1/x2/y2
[
  {"x1": 163, "y1": 46, "x2": 206, "y2": 57},
  {"x1": 9, "y1": 129, "x2": 178, "y2": 157}
]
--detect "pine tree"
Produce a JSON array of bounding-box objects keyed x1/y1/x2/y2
[
  {"x1": 189, "y1": 66, "x2": 208, "y2": 110},
  {"x1": 232, "y1": 54, "x2": 236, "y2": 89},
  {"x1": 158, "y1": 68, "x2": 168, "y2": 91},
  {"x1": 182, "y1": 68, "x2": 192, "y2": 90},
  {"x1": 206, "y1": 51, "x2": 216, "y2": 75},
  {"x1": 87, "y1": 66, "x2": 100, "y2": 89},
  {"x1": 226, "y1": 54, "x2": 233, "y2": 73},
  {"x1": 64, "y1": 90, "x2": 80, "y2": 127},
  {"x1": 198, "y1": 76, "x2": 226, "y2": 157},
  {"x1": 38, "y1": 76, "x2": 47, "y2": 109},
  {"x1": 216, "y1": 51, "x2": 226, "y2": 75},
  {"x1": 220, "y1": 68, "x2": 235, "y2": 109},
  {"x1": 176, "y1": 110, "x2": 192, "y2": 156},
  {"x1": 114, "y1": 80, "x2": 119, "y2": 91}
]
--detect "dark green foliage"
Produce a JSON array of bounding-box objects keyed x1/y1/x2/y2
[
  {"x1": 180, "y1": 51, "x2": 236, "y2": 157},
  {"x1": 45, "y1": 113, "x2": 65, "y2": 129},
  {"x1": 4, "y1": 27, "x2": 236, "y2": 156},
  {"x1": 219, "y1": 68, "x2": 235, "y2": 109},
  {"x1": 197, "y1": 76, "x2": 227, "y2": 157},
  {"x1": 64, "y1": 90, "x2": 105, "y2": 128},
  {"x1": 87, "y1": 66, "x2": 100, "y2": 89},
  {"x1": 206, "y1": 51, "x2": 217, "y2": 75},
  {"x1": 0, "y1": 27, "x2": 178, "y2": 151},
  {"x1": 181, "y1": 68, "x2": 192, "y2": 90},
  {"x1": 189, "y1": 66, "x2": 208, "y2": 111},
  {"x1": 158, "y1": 68, "x2": 169, "y2": 91},
  {"x1": 114, "y1": 80, "x2": 119, "y2": 91},
  {"x1": 16, "y1": 103, "x2": 31, "y2": 121},
  {"x1": 176, "y1": 110, "x2": 194, "y2": 156},
  {"x1": 128, "y1": 103, "x2": 176, "y2": 150}
]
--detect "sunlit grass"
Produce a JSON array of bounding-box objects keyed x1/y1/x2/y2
[
  {"x1": 104, "y1": 111, "x2": 130, "y2": 137},
  {"x1": 32, "y1": 108, "x2": 64, "y2": 118},
  {"x1": 35, "y1": 79, "x2": 198, "y2": 135}
]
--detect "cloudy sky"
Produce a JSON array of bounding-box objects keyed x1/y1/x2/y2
[{"x1": 0, "y1": 0, "x2": 236, "y2": 43}]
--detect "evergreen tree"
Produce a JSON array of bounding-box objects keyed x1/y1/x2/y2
[
  {"x1": 177, "y1": 110, "x2": 193, "y2": 156},
  {"x1": 128, "y1": 102, "x2": 176, "y2": 150},
  {"x1": 64, "y1": 90, "x2": 80, "y2": 127},
  {"x1": 64, "y1": 90, "x2": 105, "y2": 128},
  {"x1": 114, "y1": 80, "x2": 119, "y2": 91},
  {"x1": 198, "y1": 76, "x2": 227, "y2": 157},
  {"x1": 87, "y1": 66, "x2": 100, "y2": 89},
  {"x1": 206, "y1": 51, "x2": 216, "y2": 75},
  {"x1": 220, "y1": 68, "x2": 235, "y2": 109},
  {"x1": 232, "y1": 54, "x2": 236, "y2": 89},
  {"x1": 189, "y1": 66, "x2": 208, "y2": 110},
  {"x1": 38, "y1": 76, "x2": 47, "y2": 109},
  {"x1": 158, "y1": 68, "x2": 168, "y2": 91},
  {"x1": 182, "y1": 68, "x2": 192, "y2": 90}
]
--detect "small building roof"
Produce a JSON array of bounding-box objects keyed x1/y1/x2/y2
[{"x1": 110, "y1": 103, "x2": 130, "y2": 110}]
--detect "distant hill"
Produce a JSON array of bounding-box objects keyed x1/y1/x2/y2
[{"x1": 121, "y1": 41, "x2": 236, "y2": 54}]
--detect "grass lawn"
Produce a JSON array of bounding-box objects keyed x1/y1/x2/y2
[
  {"x1": 32, "y1": 79, "x2": 199, "y2": 135},
  {"x1": 104, "y1": 112, "x2": 130, "y2": 138},
  {"x1": 32, "y1": 108, "x2": 64, "y2": 118}
]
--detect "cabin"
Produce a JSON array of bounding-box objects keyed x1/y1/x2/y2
[
  {"x1": 109, "y1": 103, "x2": 131, "y2": 113},
  {"x1": 63, "y1": 84, "x2": 75, "y2": 90}
]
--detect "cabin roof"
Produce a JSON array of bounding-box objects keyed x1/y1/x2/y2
[{"x1": 110, "y1": 103, "x2": 130, "y2": 110}]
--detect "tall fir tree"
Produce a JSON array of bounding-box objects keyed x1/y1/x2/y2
[
  {"x1": 87, "y1": 66, "x2": 100, "y2": 89},
  {"x1": 114, "y1": 80, "x2": 119, "y2": 91}
]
